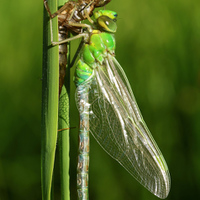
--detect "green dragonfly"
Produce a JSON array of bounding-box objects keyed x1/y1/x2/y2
[{"x1": 44, "y1": 2, "x2": 171, "y2": 200}]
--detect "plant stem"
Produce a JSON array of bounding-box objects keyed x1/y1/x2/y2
[
  {"x1": 41, "y1": 0, "x2": 59, "y2": 199},
  {"x1": 58, "y1": 2, "x2": 70, "y2": 200}
]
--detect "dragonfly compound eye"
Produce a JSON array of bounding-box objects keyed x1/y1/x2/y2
[{"x1": 97, "y1": 16, "x2": 117, "y2": 33}]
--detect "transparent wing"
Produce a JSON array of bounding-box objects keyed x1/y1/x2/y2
[{"x1": 75, "y1": 55, "x2": 170, "y2": 199}]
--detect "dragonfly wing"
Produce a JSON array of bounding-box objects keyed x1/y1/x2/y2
[{"x1": 75, "y1": 55, "x2": 170, "y2": 199}]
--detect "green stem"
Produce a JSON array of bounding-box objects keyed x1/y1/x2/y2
[
  {"x1": 41, "y1": 0, "x2": 59, "y2": 200},
  {"x1": 57, "y1": 0, "x2": 70, "y2": 200}
]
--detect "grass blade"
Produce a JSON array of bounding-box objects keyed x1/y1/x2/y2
[
  {"x1": 42, "y1": 0, "x2": 59, "y2": 199},
  {"x1": 58, "y1": 0, "x2": 70, "y2": 199}
]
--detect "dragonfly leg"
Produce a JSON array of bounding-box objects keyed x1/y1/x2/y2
[
  {"x1": 48, "y1": 22, "x2": 90, "y2": 46},
  {"x1": 51, "y1": 32, "x2": 88, "y2": 46},
  {"x1": 49, "y1": 20, "x2": 92, "y2": 45},
  {"x1": 69, "y1": 21, "x2": 93, "y2": 32},
  {"x1": 43, "y1": 0, "x2": 53, "y2": 18},
  {"x1": 84, "y1": 9, "x2": 94, "y2": 24}
]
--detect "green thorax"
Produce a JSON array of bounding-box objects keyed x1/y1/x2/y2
[
  {"x1": 82, "y1": 30, "x2": 115, "y2": 66},
  {"x1": 74, "y1": 10, "x2": 117, "y2": 86}
]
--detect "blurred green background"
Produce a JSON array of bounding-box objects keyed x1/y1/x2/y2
[{"x1": 0, "y1": 0, "x2": 200, "y2": 199}]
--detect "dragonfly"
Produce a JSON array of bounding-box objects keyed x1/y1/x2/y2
[
  {"x1": 44, "y1": 0, "x2": 111, "y2": 94},
  {"x1": 44, "y1": 1, "x2": 171, "y2": 200}
]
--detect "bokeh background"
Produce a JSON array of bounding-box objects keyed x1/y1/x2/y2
[{"x1": 0, "y1": 0, "x2": 200, "y2": 199}]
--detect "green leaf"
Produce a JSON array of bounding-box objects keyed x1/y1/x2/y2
[
  {"x1": 57, "y1": 0, "x2": 70, "y2": 199},
  {"x1": 41, "y1": 0, "x2": 59, "y2": 199}
]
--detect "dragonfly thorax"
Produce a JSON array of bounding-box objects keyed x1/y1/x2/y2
[{"x1": 74, "y1": 29, "x2": 115, "y2": 86}]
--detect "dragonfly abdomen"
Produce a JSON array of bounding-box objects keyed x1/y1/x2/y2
[
  {"x1": 77, "y1": 87, "x2": 90, "y2": 200},
  {"x1": 77, "y1": 132, "x2": 89, "y2": 200}
]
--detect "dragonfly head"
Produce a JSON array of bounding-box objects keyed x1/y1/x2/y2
[{"x1": 94, "y1": 10, "x2": 117, "y2": 33}]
